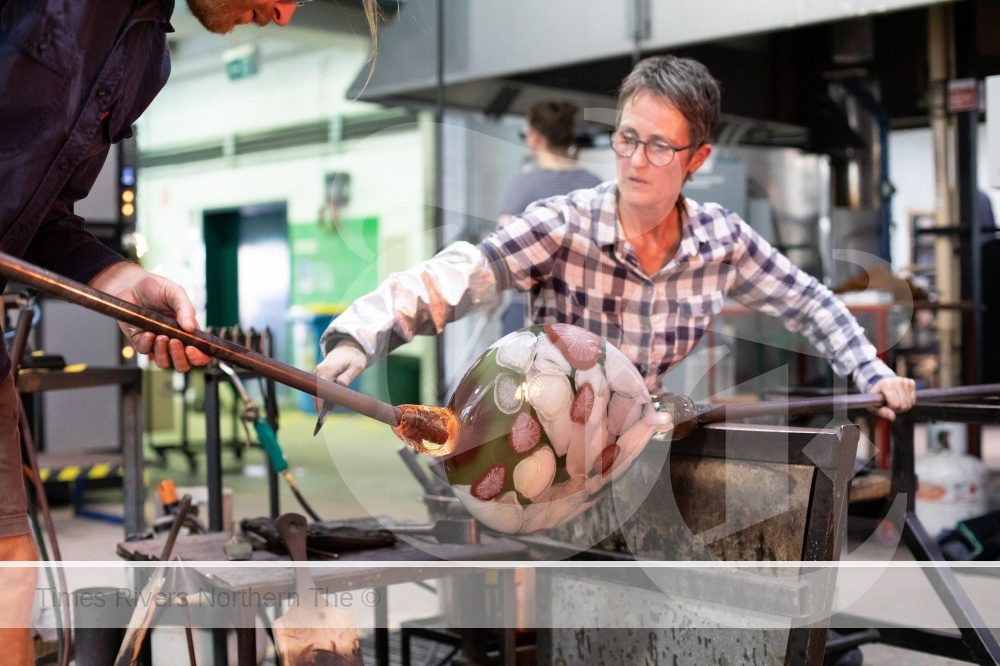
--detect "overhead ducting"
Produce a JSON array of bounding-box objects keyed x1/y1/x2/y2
[
  {"x1": 139, "y1": 109, "x2": 417, "y2": 168},
  {"x1": 347, "y1": 0, "x2": 947, "y2": 122}
]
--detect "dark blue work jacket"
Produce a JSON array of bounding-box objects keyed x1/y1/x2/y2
[{"x1": 0, "y1": 0, "x2": 174, "y2": 376}]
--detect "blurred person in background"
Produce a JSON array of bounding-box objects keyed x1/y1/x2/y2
[
  {"x1": 497, "y1": 101, "x2": 602, "y2": 332},
  {"x1": 497, "y1": 99, "x2": 601, "y2": 227}
]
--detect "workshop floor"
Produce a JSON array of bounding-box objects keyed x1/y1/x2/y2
[{"x1": 40, "y1": 411, "x2": 1000, "y2": 665}]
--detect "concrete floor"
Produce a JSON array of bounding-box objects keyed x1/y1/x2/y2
[{"x1": 37, "y1": 405, "x2": 1000, "y2": 665}]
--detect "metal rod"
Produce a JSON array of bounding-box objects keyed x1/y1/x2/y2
[
  {"x1": 159, "y1": 495, "x2": 193, "y2": 561},
  {"x1": 204, "y1": 370, "x2": 224, "y2": 533},
  {"x1": 183, "y1": 606, "x2": 198, "y2": 666},
  {"x1": 11, "y1": 304, "x2": 73, "y2": 666},
  {"x1": 698, "y1": 384, "x2": 1000, "y2": 426},
  {"x1": 263, "y1": 329, "x2": 281, "y2": 519},
  {"x1": 903, "y1": 515, "x2": 1000, "y2": 664},
  {"x1": 433, "y1": 0, "x2": 448, "y2": 407},
  {"x1": 17, "y1": 394, "x2": 73, "y2": 665},
  {"x1": 0, "y1": 251, "x2": 401, "y2": 427},
  {"x1": 374, "y1": 586, "x2": 390, "y2": 666},
  {"x1": 10, "y1": 299, "x2": 34, "y2": 384}
]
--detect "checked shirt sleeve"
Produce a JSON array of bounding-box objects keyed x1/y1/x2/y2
[
  {"x1": 320, "y1": 241, "x2": 503, "y2": 362},
  {"x1": 727, "y1": 217, "x2": 895, "y2": 392},
  {"x1": 479, "y1": 202, "x2": 569, "y2": 292}
]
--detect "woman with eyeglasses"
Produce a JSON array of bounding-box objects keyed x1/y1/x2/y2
[
  {"x1": 497, "y1": 100, "x2": 601, "y2": 228},
  {"x1": 317, "y1": 55, "x2": 916, "y2": 422}
]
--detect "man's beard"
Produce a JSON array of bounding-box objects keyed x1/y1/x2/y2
[{"x1": 186, "y1": 0, "x2": 254, "y2": 34}]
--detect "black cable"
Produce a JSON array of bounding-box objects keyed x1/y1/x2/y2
[{"x1": 288, "y1": 482, "x2": 323, "y2": 523}]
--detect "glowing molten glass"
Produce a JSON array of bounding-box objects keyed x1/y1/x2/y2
[
  {"x1": 441, "y1": 324, "x2": 671, "y2": 534},
  {"x1": 392, "y1": 404, "x2": 460, "y2": 457}
]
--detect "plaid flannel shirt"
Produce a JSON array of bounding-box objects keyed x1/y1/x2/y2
[{"x1": 481, "y1": 181, "x2": 895, "y2": 392}]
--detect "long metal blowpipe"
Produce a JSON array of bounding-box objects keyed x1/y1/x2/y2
[
  {"x1": 659, "y1": 384, "x2": 1000, "y2": 440},
  {"x1": 700, "y1": 384, "x2": 1000, "y2": 424},
  {"x1": 0, "y1": 251, "x2": 402, "y2": 428}
]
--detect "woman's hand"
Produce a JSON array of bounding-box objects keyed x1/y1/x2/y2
[{"x1": 869, "y1": 376, "x2": 917, "y2": 421}]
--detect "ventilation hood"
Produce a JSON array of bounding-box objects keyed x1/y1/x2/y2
[{"x1": 347, "y1": 0, "x2": 948, "y2": 124}]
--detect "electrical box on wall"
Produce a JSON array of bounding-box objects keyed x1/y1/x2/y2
[
  {"x1": 319, "y1": 172, "x2": 351, "y2": 231},
  {"x1": 989, "y1": 75, "x2": 1000, "y2": 188}
]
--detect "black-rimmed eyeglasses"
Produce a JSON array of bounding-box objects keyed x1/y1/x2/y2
[{"x1": 611, "y1": 130, "x2": 695, "y2": 167}]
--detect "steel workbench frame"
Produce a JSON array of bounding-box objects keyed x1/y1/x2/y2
[{"x1": 833, "y1": 396, "x2": 1000, "y2": 664}]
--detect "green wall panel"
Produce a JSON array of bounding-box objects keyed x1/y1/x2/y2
[{"x1": 289, "y1": 217, "x2": 379, "y2": 313}]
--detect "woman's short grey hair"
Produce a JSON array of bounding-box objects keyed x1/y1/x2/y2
[{"x1": 618, "y1": 55, "x2": 721, "y2": 147}]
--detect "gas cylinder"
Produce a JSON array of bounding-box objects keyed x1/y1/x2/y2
[{"x1": 915, "y1": 423, "x2": 989, "y2": 538}]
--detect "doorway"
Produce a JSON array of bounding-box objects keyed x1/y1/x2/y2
[{"x1": 203, "y1": 202, "x2": 290, "y2": 364}]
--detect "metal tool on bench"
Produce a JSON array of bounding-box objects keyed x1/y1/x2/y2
[
  {"x1": 381, "y1": 518, "x2": 480, "y2": 544},
  {"x1": 656, "y1": 384, "x2": 1000, "y2": 440},
  {"x1": 217, "y1": 362, "x2": 323, "y2": 522},
  {"x1": 240, "y1": 516, "x2": 397, "y2": 558},
  {"x1": 272, "y1": 513, "x2": 363, "y2": 666},
  {"x1": 115, "y1": 495, "x2": 193, "y2": 666},
  {"x1": 0, "y1": 251, "x2": 458, "y2": 455}
]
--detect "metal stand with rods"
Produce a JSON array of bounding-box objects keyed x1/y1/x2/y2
[
  {"x1": 202, "y1": 328, "x2": 283, "y2": 532},
  {"x1": 263, "y1": 329, "x2": 281, "y2": 519},
  {"x1": 832, "y1": 396, "x2": 1000, "y2": 664},
  {"x1": 202, "y1": 331, "x2": 282, "y2": 666}
]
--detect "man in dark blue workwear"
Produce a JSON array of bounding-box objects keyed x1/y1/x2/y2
[{"x1": 0, "y1": 1, "x2": 381, "y2": 660}]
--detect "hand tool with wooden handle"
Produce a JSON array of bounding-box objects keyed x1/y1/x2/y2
[
  {"x1": 272, "y1": 513, "x2": 364, "y2": 666},
  {"x1": 115, "y1": 495, "x2": 193, "y2": 666}
]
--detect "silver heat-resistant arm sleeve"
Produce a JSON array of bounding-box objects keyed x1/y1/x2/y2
[{"x1": 319, "y1": 241, "x2": 504, "y2": 364}]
